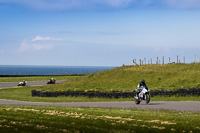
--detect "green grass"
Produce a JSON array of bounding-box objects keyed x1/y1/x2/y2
[
  {"x1": 1, "y1": 65, "x2": 200, "y2": 133},
  {"x1": 0, "y1": 65, "x2": 199, "y2": 132},
  {"x1": 0, "y1": 86, "x2": 131, "y2": 102},
  {"x1": 0, "y1": 86, "x2": 199, "y2": 102},
  {"x1": 0, "y1": 105, "x2": 199, "y2": 133},
  {"x1": 35, "y1": 63, "x2": 200, "y2": 92},
  {"x1": 0, "y1": 75, "x2": 81, "y2": 82},
  {"x1": 0, "y1": 64, "x2": 200, "y2": 102}
]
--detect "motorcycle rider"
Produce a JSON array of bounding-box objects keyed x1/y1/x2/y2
[
  {"x1": 23, "y1": 80, "x2": 26, "y2": 85},
  {"x1": 135, "y1": 79, "x2": 150, "y2": 104},
  {"x1": 51, "y1": 78, "x2": 54, "y2": 83},
  {"x1": 137, "y1": 79, "x2": 149, "y2": 100}
]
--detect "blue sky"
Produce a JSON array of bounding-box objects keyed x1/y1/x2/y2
[{"x1": 0, "y1": 0, "x2": 200, "y2": 66}]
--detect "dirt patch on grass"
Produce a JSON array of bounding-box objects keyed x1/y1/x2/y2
[{"x1": 146, "y1": 120, "x2": 176, "y2": 125}]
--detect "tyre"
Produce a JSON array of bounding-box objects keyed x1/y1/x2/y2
[
  {"x1": 135, "y1": 99, "x2": 140, "y2": 104},
  {"x1": 135, "y1": 95, "x2": 140, "y2": 104},
  {"x1": 145, "y1": 94, "x2": 150, "y2": 104}
]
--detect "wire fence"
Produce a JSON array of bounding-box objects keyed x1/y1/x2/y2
[{"x1": 133, "y1": 55, "x2": 200, "y2": 66}]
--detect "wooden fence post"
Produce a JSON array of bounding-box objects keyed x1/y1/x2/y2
[
  {"x1": 177, "y1": 55, "x2": 178, "y2": 64},
  {"x1": 162, "y1": 56, "x2": 164, "y2": 65},
  {"x1": 157, "y1": 57, "x2": 158, "y2": 65}
]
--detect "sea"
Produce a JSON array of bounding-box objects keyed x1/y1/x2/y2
[{"x1": 0, "y1": 65, "x2": 115, "y2": 75}]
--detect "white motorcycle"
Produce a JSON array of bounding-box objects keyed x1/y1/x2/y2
[
  {"x1": 134, "y1": 86, "x2": 150, "y2": 104},
  {"x1": 18, "y1": 81, "x2": 27, "y2": 86}
]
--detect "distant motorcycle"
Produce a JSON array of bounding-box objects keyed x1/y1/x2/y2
[
  {"x1": 18, "y1": 81, "x2": 27, "y2": 86},
  {"x1": 134, "y1": 86, "x2": 150, "y2": 104},
  {"x1": 47, "y1": 79, "x2": 56, "y2": 84}
]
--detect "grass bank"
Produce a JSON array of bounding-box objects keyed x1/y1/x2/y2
[
  {"x1": 36, "y1": 63, "x2": 200, "y2": 92},
  {"x1": 0, "y1": 105, "x2": 199, "y2": 133}
]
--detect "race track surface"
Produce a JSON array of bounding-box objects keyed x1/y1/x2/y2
[
  {"x1": 0, "y1": 81, "x2": 199, "y2": 112},
  {"x1": 0, "y1": 100, "x2": 199, "y2": 112},
  {"x1": 0, "y1": 80, "x2": 65, "y2": 88}
]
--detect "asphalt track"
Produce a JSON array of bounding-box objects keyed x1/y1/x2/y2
[
  {"x1": 0, "y1": 81, "x2": 199, "y2": 112},
  {"x1": 0, "y1": 80, "x2": 65, "y2": 88},
  {"x1": 0, "y1": 100, "x2": 199, "y2": 112}
]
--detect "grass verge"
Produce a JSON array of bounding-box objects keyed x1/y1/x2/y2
[
  {"x1": 0, "y1": 86, "x2": 199, "y2": 102},
  {"x1": 0, "y1": 105, "x2": 199, "y2": 133}
]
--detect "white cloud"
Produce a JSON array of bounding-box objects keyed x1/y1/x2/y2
[
  {"x1": 0, "y1": 0, "x2": 135, "y2": 11},
  {"x1": 141, "y1": 0, "x2": 152, "y2": 6},
  {"x1": 95, "y1": 0, "x2": 134, "y2": 7},
  {"x1": 1, "y1": 0, "x2": 200, "y2": 11},
  {"x1": 32, "y1": 35, "x2": 61, "y2": 42},
  {"x1": 17, "y1": 35, "x2": 61, "y2": 53},
  {"x1": 32, "y1": 36, "x2": 51, "y2": 41},
  {"x1": 143, "y1": 0, "x2": 200, "y2": 9},
  {"x1": 17, "y1": 40, "x2": 53, "y2": 53},
  {"x1": 162, "y1": 0, "x2": 200, "y2": 9},
  {"x1": 18, "y1": 40, "x2": 30, "y2": 52},
  {"x1": 32, "y1": 44, "x2": 53, "y2": 50}
]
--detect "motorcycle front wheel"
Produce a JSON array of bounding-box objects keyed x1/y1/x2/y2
[
  {"x1": 134, "y1": 95, "x2": 140, "y2": 104},
  {"x1": 135, "y1": 99, "x2": 140, "y2": 104}
]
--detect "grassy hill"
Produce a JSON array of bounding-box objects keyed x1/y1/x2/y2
[{"x1": 40, "y1": 63, "x2": 200, "y2": 92}]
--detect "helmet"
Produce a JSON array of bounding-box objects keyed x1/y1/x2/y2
[{"x1": 141, "y1": 79, "x2": 145, "y2": 84}]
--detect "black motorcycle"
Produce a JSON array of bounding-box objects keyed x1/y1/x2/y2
[{"x1": 47, "y1": 79, "x2": 56, "y2": 84}]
